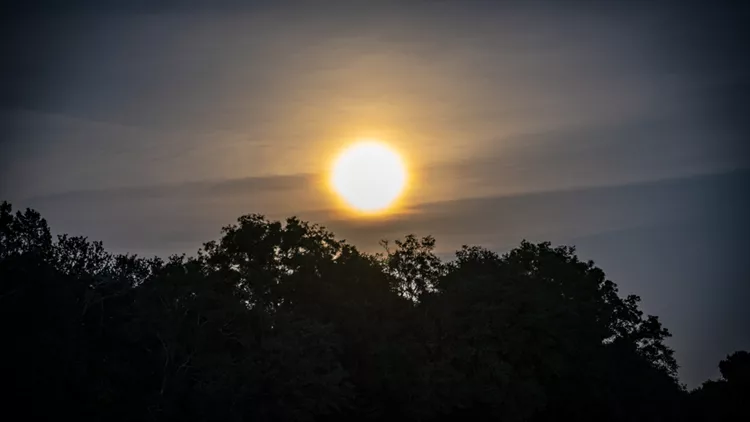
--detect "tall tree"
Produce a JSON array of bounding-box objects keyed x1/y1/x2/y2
[{"x1": 2, "y1": 201, "x2": 721, "y2": 422}]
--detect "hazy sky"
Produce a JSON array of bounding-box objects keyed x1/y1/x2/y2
[{"x1": 2, "y1": 1, "x2": 748, "y2": 387}]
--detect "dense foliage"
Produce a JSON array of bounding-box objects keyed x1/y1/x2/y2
[{"x1": 1, "y1": 201, "x2": 744, "y2": 421}]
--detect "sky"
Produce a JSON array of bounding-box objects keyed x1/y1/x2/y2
[{"x1": 1, "y1": 1, "x2": 749, "y2": 387}]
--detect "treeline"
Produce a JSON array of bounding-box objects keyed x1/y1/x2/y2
[{"x1": 1, "y1": 201, "x2": 745, "y2": 421}]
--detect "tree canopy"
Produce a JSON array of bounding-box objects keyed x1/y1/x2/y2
[{"x1": 0, "y1": 201, "x2": 743, "y2": 421}]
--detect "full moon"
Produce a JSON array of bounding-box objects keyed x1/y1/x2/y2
[{"x1": 331, "y1": 141, "x2": 407, "y2": 213}]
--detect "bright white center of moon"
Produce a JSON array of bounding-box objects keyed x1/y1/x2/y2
[{"x1": 331, "y1": 141, "x2": 407, "y2": 213}]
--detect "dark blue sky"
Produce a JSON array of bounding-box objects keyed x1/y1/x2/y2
[{"x1": 2, "y1": 1, "x2": 748, "y2": 387}]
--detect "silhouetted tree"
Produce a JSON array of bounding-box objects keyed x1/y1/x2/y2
[
  {"x1": 688, "y1": 351, "x2": 750, "y2": 421},
  {"x1": 1, "y1": 200, "x2": 733, "y2": 421}
]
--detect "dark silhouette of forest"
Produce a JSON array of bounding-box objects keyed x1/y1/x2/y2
[{"x1": 1, "y1": 201, "x2": 746, "y2": 421}]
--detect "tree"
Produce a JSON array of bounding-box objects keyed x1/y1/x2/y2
[
  {"x1": 1, "y1": 200, "x2": 730, "y2": 422},
  {"x1": 380, "y1": 234, "x2": 445, "y2": 302},
  {"x1": 410, "y1": 240, "x2": 682, "y2": 421},
  {"x1": 689, "y1": 351, "x2": 750, "y2": 421}
]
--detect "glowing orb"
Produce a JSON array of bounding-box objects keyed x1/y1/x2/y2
[{"x1": 330, "y1": 141, "x2": 407, "y2": 213}]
